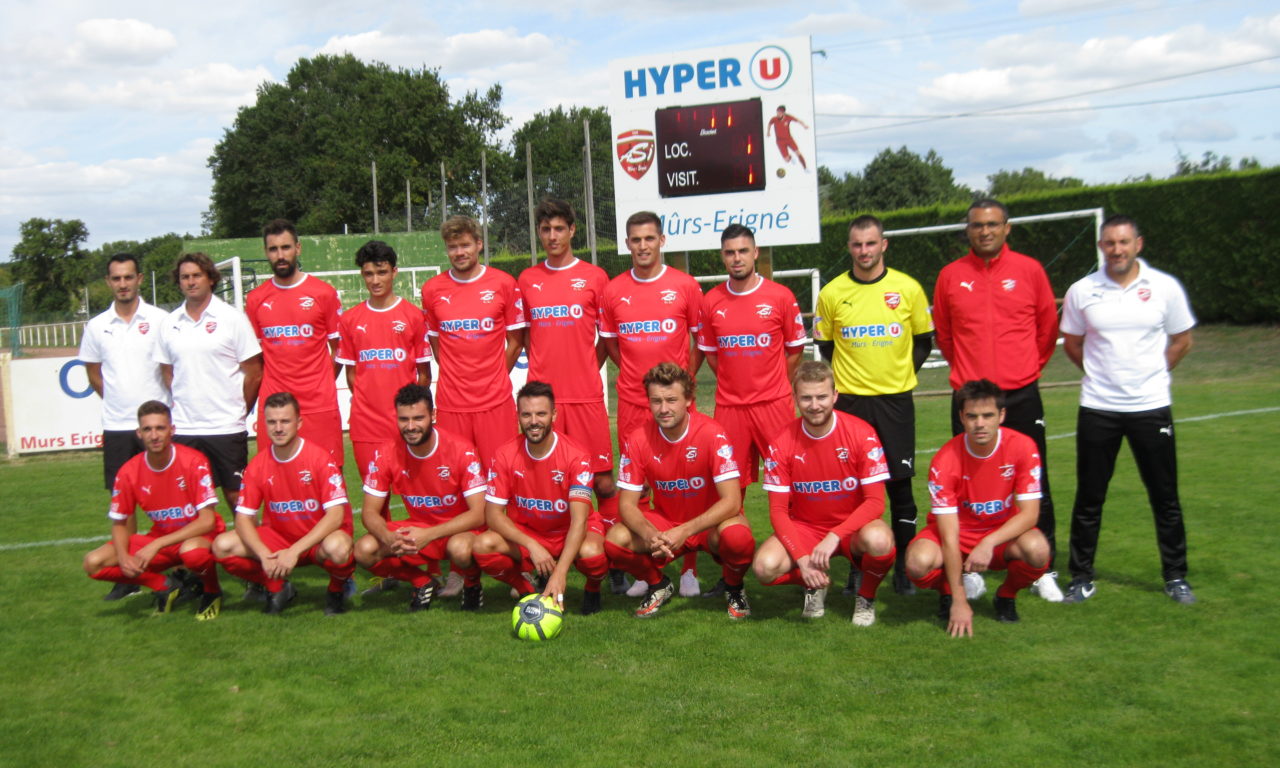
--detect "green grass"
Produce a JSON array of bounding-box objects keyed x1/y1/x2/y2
[{"x1": 2, "y1": 325, "x2": 1277, "y2": 767}]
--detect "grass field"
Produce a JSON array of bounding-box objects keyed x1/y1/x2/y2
[{"x1": 2, "y1": 325, "x2": 1277, "y2": 767}]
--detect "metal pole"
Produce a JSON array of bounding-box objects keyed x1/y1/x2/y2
[
  {"x1": 406, "y1": 177, "x2": 412, "y2": 233},
  {"x1": 482, "y1": 150, "x2": 490, "y2": 265},
  {"x1": 583, "y1": 118, "x2": 598, "y2": 266},
  {"x1": 525, "y1": 142, "x2": 537, "y2": 266},
  {"x1": 440, "y1": 161, "x2": 447, "y2": 223},
  {"x1": 372, "y1": 161, "x2": 380, "y2": 234},
  {"x1": 151, "y1": 271, "x2": 156, "y2": 305}
]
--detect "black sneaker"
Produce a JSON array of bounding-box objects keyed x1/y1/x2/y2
[
  {"x1": 103, "y1": 583, "x2": 140, "y2": 601},
  {"x1": 699, "y1": 578, "x2": 727, "y2": 598},
  {"x1": 324, "y1": 588, "x2": 348, "y2": 616},
  {"x1": 608, "y1": 569, "x2": 633, "y2": 595},
  {"x1": 409, "y1": 578, "x2": 439, "y2": 612},
  {"x1": 153, "y1": 575, "x2": 183, "y2": 615},
  {"x1": 725, "y1": 587, "x2": 751, "y2": 620},
  {"x1": 581, "y1": 590, "x2": 602, "y2": 616},
  {"x1": 263, "y1": 582, "x2": 296, "y2": 615},
  {"x1": 243, "y1": 581, "x2": 268, "y2": 603},
  {"x1": 994, "y1": 595, "x2": 1020, "y2": 623},
  {"x1": 635, "y1": 576, "x2": 675, "y2": 618},
  {"x1": 460, "y1": 584, "x2": 484, "y2": 611},
  {"x1": 1164, "y1": 578, "x2": 1197, "y2": 605},
  {"x1": 892, "y1": 568, "x2": 916, "y2": 596},
  {"x1": 530, "y1": 572, "x2": 549, "y2": 594},
  {"x1": 195, "y1": 591, "x2": 223, "y2": 621},
  {"x1": 937, "y1": 593, "x2": 953, "y2": 622},
  {"x1": 177, "y1": 572, "x2": 205, "y2": 604},
  {"x1": 843, "y1": 568, "x2": 862, "y2": 597},
  {"x1": 1061, "y1": 578, "x2": 1097, "y2": 604}
]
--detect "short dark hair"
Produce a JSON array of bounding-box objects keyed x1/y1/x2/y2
[
  {"x1": 107, "y1": 253, "x2": 141, "y2": 275},
  {"x1": 956, "y1": 379, "x2": 1005, "y2": 413},
  {"x1": 263, "y1": 391, "x2": 300, "y2": 414},
  {"x1": 625, "y1": 211, "x2": 663, "y2": 236},
  {"x1": 394, "y1": 383, "x2": 433, "y2": 411},
  {"x1": 967, "y1": 199, "x2": 1009, "y2": 222},
  {"x1": 643, "y1": 361, "x2": 693, "y2": 400},
  {"x1": 1101, "y1": 214, "x2": 1142, "y2": 238},
  {"x1": 136, "y1": 400, "x2": 171, "y2": 421},
  {"x1": 172, "y1": 252, "x2": 220, "y2": 288},
  {"x1": 441, "y1": 215, "x2": 482, "y2": 242},
  {"x1": 517, "y1": 380, "x2": 555, "y2": 406},
  {"x1": 848, "y1": 215, "x2": 884, "y2": 236},
  {"x1": 535, "y1": 198, "x2": 576, "y2": 228},
  {"x1": 262, "y1": 219, "x2": 298, "y2": 244},
  {"x1": 720, "y1": 223, "x2": 755, "y2": 245},
  {"x1": 355, "y1": 240, "x2": 398, "y2": 269}
]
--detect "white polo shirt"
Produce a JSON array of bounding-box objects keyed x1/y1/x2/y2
[
  {"x1": 78, "y1": 300, "x2": 171, "y2": 430},
  {"x1": 1061, "y1": 258, "x2": 1195, "y2": 412},
  {"x1": 153, "y1": 295, "x2": 262, "y2": 434}
]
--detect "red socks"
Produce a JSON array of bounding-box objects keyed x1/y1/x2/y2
[
  {"x1": 715, "y1": 524, "x2": 755, "y2": 589},
  {"x1": 857, "y1": 550, "x2": 895, "y2": 600},
  {"x1": 998, "y1": 559, "x2": 1047, "y2": 599}
]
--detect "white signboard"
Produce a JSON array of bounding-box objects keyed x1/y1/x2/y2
[{"x1": 609, "y1": 37, "x2": 819, "y2": 252}]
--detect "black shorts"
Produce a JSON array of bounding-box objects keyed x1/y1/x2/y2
[
  {"x1": 102, "y1": 430, "x2": 145, "y2": 490},
  {"x1": 173, "y1": 432, "x2": 248, "y2": 491},
  {"x1": 835, "y1": 391, "x2": 917, "y2": 479}
]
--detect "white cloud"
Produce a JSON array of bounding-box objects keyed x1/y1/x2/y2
[
  {"x1": 72, "y1": 18, "x2": 177, "y2": 65},
  {"x1": 786, "y1": 11, "x2": 882, "y2": 37},
  {"x1": 1159, "y1": 119, "x2": 1237, "y2": 142},
  {"x1": 1085, "y1": 129, "x2": 1140, "y2": 161},
  {"x1": 314, "y1": 27, "x2": 558, "y2": 71},
  {"x1": 13, "y1": 62, "x2": 271, "y2": 116}
]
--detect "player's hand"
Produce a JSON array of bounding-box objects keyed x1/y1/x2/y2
[
  {"x1": 390, "y1": 528, "x2": 420, "y2": 556},
  {"x1": 965, "y1": 542, "x2": 994, "y2": 573},
  {"x1": 948, "y1": 598, "x2": 974, "y2": 638},
  {"x1": 796, "y1": 556, "x2": 830, "y2": 590},
  {"x1": 265, "y1": 549, "x2": 299, "y2": 579},
  {"x1": 527, "y1": 542, "x2": 556, "y2": 576},
  {"x1": 134, "y1": 541, "x2": 161, "y2": 570},
  {"x1": 654, "y1": 527, "x2": 688, "y2": 559},
  {"x1": 809, "y1": 534, "x2": 839, "y2": 571},
  {"x1": 119, "y1": 552, "x2": 146, "y2": 578},
  {"x1": 541, "y1": 573, "x2": 567, "y2": 609}
]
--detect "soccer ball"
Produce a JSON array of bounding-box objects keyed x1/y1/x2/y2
[
  {"x1": 512, "y1": 593, "x2": 564, "y2": 641},
  {"x1": 776, "y1": 168, "x2": 786, "y2": 178}
]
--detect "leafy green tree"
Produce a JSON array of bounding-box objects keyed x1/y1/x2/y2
[
  {"x1": 987, "y1": 167, "x2": 1084, "y2": 197},
  {"x1": 1173, "y1": 151, "x2": 1261, "y2": 176},
  {"x1": 818, "y1": 147, "x2": 971, "y2": 215},
  {"x1": 85, "y1": 234, "x2": 186, "y2": 311},
  {"x1": 9, "y1": 218, "x2": 91, "y2": 317}
]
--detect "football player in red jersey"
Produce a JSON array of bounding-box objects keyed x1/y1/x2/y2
[{"x1": 905, "y1": 379, "x2": 1051, "y2": 637}]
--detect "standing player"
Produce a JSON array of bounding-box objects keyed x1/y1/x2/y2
[
  {"x1": 1059, "y1": 215, "x2": 1197, "y2": 604},
  {"x1": 79, "y1": 252, "x2": 171, "y2": 600},
  {"x1": 153, "y1": 252, "x2": 262, "y2": 513},
  {"x1": 421, "y1": 215, "x2": 526, "y2": 467},
  {"x1": 213, "y1": 392, "x2": 355, "y2": 616},
  {"x1": 245, "y1": 219, "x2": 344, "y2": 465},
  {"x1": 471, "y1": 382, "x2": 609, "y2": 615},
  {"x1": 932, "y1": 199, "x2": 1063, "y2": 603},
  {"x1": 753, "y1": 361, "x2": 894, "y2": 625},
  {"x1": 767, "y1": 105, "x2": 808, "y2": 171},
  {"x1": 813, "y1": 215, "x2": 933, "y2": 596},
  {"x1": 82, "y1": 400, "x2": 224, "y2": 620},
  {"x1": 354, "y1": 384, "x2": 487, "y2": 612},
  {"x1": 605, "y1": 363, "x2": 755, "y2": 619},
  {"x1": 905, "y1": 380, "x2": 1051, "y2": 637}
]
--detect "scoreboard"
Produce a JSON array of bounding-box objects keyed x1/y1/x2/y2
[{"x1": 655, "y1": 97, "x2": 766, "y2": 198}]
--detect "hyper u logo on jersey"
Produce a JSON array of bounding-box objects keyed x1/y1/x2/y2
[
  {"x1": 655, "y1": 476, "x2": 706, "y2": 491},
  {"x1": 717, "y1": 333, "x2": 771, "y2": 348},
  {"x1": 440, "y1": 317, "x2": 495, "y2": 332},
  {"x1": 530, "y1": 304, "x2": 584, "y2": 320},
  {"x1": 965, "y1": 495, "x2": 1014, "y2": 516},
  {"x1": 840, "y1": 323, "x2": 902, "y2": 339},
  {"x1": 792, "y1": 477, "x2": 860, "y2": 494},
  {"x1": 147, "y1": 505, "x2": 196, "y2": 523},
  {"x1": 618, "y1": 318, "x2": 678, "y2": 335},
  {"x1": 263, "y1": 324, "x2": 315, "y2": 339},
  {"x1": 358, "y1": 348, "x2": 407, "y2": 362}
]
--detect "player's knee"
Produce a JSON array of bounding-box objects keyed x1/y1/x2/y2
[
  {"x1": 904, "y1": 541, "x2": 937, "y2": 579},
  {"x1": 604, "y1": 523, "x2": 632, "y2": 549},
  {"x1": 446, "y1": 534, "x2": 474, "y2": 564},
  {"x1": 593, "y1": 474, "x2": 617, "y2": 498},
  {"x1": 322, "y1": 532, "x2": 353, "y2": 563},
  {"x1": 212, "y1": 532, "x2": 239, "y2": 559},
  {"x1": 578, "y1": 533, "x2": 604, "y2": 560},
  {"x1": 471, "y1": 531, "x2": 503, "y2": 556},
  {"x1": 354, "y1": 535, "x2": 381, "y2": 567},
  {"x1": 83, "y1": 549, "x2": 104, "y2": 575},
  {"x1": 178, "y1": 537, "x2": 208, "y2": 554},
  {"x1": 751, "y1": 550, "x2": 786, "y2": 583},
  {"x1": 859, "y1": 523, "x2": 894, "y2": 557},
  {"x1": 1018, "y1": 531, "x2": 1050, "y2": 569}
]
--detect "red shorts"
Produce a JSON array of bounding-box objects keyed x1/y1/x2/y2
[
  {"x1": 256, "y1": 525, "x2": 332, "y2": 566},
  {"x1": 555, "y1": 401, "x2": 613, "y2": 473},
  {"x1": 913, "y1": 522, "x2": 1022, "y2": 571},
  {"x1": 715, "y1": 400, "x2": 795, "y2": 485},
  {"x1": 507, "y1": 517, "x2": 604, "y2": 565},
  {"x1": 780, "y1": 519, "x2": 855, "y2": 561},
  {"x1": 384, "y1": 520, "x2": 484, "y2": 564},
  {"x1": 126, "y1": 534, "x2": 185, "y2": 572},
  {"x1": 256, "y1": 408, "x2": 344, "y2": 466},
  {"x1": 436, "y1": 398, "x2": 518, "y2": 467},
  {"x1": 638, "y1": 509, "x2": 747, "y2": 563}
]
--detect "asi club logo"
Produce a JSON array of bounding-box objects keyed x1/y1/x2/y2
[
  {"x1": 884, "y1": 292, "x2": 901, "y2": 309},
  {"x1": 1138, "y1": 287, "x2": 1152, "y2": 302},
  {"x1": 616, "y1": 129, "x2": 655, "y2": 180}
]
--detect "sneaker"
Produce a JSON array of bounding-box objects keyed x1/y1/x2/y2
[
  {"x1": 635, "y1": 577, "x2": 675, "y2": 618},
  {"x1": 801, "y1": 587, "x2": 827, "y2": 619},
  {"x1": 852, "y1": 595, "x2": 876, "y2": 627},
  {"x1": 176, "y1": 572, "x2": 205, "y2": 604},
  {"x1": 725, "y1": 587, "x2": 751, "y2": 620},
  {"x1": 580, "y1": 590, "x2": 602, "y2": 616},
  {"x1": 993, "y1": 595, "x2": 1020, "y2": 623},
  {"x1": 531, "y1": 572, "x2": 549, "y2": 594},
  {"x1": 1061, "y1": 578, "x2": 1096, "y2": 604},
  {"x1": 342, "y1": 577, "x2": 357, "y2": 601},
  {"x1": 153, "y1": 575, "x2": 183, "y2": 615},
  {"x1": 324, "y1": 588, "x2": 348, "y2": 616},
  {"x1": 409, "y1": 578, "x2": 440, "y2": 612},
  {"x1": 892, "y1": 568, "x2": 916, "y2": 596},
  {"x1": 1164, "y1": 578, "x2": 1197, "y2": 605},
  {"x1": 460, "y1": 584, "x2": 484, "y2": 612},
  {"x1": 962, "y1": 572, "x2": 987, "y2": 600},
  {"x1": 195, "y1": 591, "x2": 223, "y2": 621},
  {"x1": 679, "y1": 569, "x2": 701, "y2": 597},
  {"x1": 103, "y1": 583, "x2": 140, "y2": 601},
  {"x1": 608, "y1": 569, "x2": 632, "y2": 595},
  {"x1": 937, "y1": 593, "x2": 953, "y2": 622},
  {"x1": 439, "y1": 571, "x2": 464, "y2": 598},
  {"x1": 1030, "y1": 571, "x2": 1064, "y2": 602},
  {"x1": 361, "y1": 576, "x2": 400, "y2": 597},
  {"x1": 842, "y1": 568, "x2": 862, "y2": 597},
  {"x1": 263, "y1": 582, "x2": 296, "y2": 615},
  {"x1": 626, "y1": 578, "x2": 650, "y2": 598},
  {"x1": 243, "y1": 581, "x2": 268, "y2": 603},
  {"x1": 700, "y1": 578, "x2": 728, "y2": 598}
]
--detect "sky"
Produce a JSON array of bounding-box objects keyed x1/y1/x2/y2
[{"x1": 1, "y1": 0, "x2": 1276, "y2": 258}]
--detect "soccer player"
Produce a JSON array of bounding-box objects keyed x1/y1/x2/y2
[
  {"x1": 82, "y1": 400, "x2": 225, "y2": 620},
  {"x1": 813, "y1": 215, "x2": 934, "y2": 596},
  {"x1": 354, "y1": 384, "x2": 487, "y2": 612},
  {"x1": 154, "y1": 252, "x2": 262, "y2": 513},
  {"x1": 213, "y1": 392, "x2": 355, "y2": 616},
  {"x1": 79, "y1": 252, "x2": 171, "y2": 600},
  {"x1": 905, "y1": 379, "x2": 1051, "y2": 637},
  {"x1": 753, "y1": 361, "x2": 893, "y2": 625},
  {"x1": 245, "y1": 219, "x2": 344, "y2": 465},
  {"x1": 766, "y1": 105, "x2": 808, "y2": 171},
  {"x1": 932, "y1": 199, "x2": 1063, "y2": 603},
  {"x1": 471, "y1": 381, "x2": 609, "y2": 615},
  {"x1": 1059, "y1": 215, "x2": 1197, "y2": 604},
  {"x1": 605, "y1": 363, "x2": 754, "y2": 619},
  {"x1": 420, "y1": 215, "x2": 526, "y2": 467}
]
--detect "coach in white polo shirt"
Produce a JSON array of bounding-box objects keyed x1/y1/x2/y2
[
  {"x1": 153, "y1": 252, "x2": 263, "y2": 511},
  {"x1": 1059, "y1": 214, "x2": 1196, "y2": 605}
]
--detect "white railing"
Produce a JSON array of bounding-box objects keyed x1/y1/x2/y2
[
  {"x1": 3, "y1": 321, "x2": 88, "y2": 349},
  {"x1": 694, "y1": 268, "x2": 824, "y2": 360}
]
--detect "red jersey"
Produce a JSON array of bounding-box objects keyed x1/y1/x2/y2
[
  {"x1": 237, "y1": 438, "x2": 353, "y2": 542},
  {"x1": 335, "y1": 298, "x2": 432, "y2": 443},
  {"x1": 932, "y1": 246, "x2": 1058, "y2": 390},
  {"x1": 761, "y1": 413, "x2": 889, "y2": 554},
  {"x1": 518, "y1": 258, "x2": 608, "y2": 403},
  {"x1": 421, "y1": 266, "x2": 526, "y2": 412},
  {"x1": 927, "y1": 427, "x2": 1042, "y2": 533},
  {"x1": 617, "y1": 411, "x2": 739, "y2": 523},
  {"x1": 485, "y1": 433, "x2": 594, "y2": 538},
  {"x1": 600, "y1": 265, "x2": 703, "y2": 407},
  {"x1": 768, "y1": 114, "x2": 797, "y2": 144},
  {"x1": 108, "y1": 444, "x2": 222, "y2": 537},
  {"x1": 697, "y1": 277, "x2": 808, "y2": 406},
  {"x1": 362, "y1": 431, "x2": 487, "y2": 526},
  {"x1": 245, "y1": 274, "x2": 342, "y2": 414}
]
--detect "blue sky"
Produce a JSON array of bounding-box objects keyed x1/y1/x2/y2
[{"x1": 1, "y1": 0, "x2": 1276, "y2": 258}]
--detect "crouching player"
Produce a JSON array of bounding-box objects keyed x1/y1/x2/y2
[
  {"x1": 472, "y1": 381, "x2": 609, "y2": 615},
  {"x1": 906, "y1": 379, "x2": 1050, "y2": 636},
  {"x1": 753, "y1": 361, "x2": 894, "y2": 625},
  {"x1": 213, "y1": 392, "x2": 355, "y2": 616},
  {"x1": 83, "y1": 400, "x2": 224, "y2": 619},
  {"x1": 354, "y1": 384, "x2": 486, "y2": 612},
  {"x1": 605, "y1": 362, "x2": 755, "y2": 619}
]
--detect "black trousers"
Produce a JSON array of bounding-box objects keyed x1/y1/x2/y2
[
  {"x1": 837, "y1": 392, "x2": 918, "y2": 567},
  {"x1": 952, "y1": 381, "x2": 1055, "y2": 561},
  {"x1": 1068, "y1": 406, "x2": 1187, "y2": 582}
]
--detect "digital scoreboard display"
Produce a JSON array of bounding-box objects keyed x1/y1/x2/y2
[{"x1": 654, "y1": 97, "x2": 765, "y2": 198}]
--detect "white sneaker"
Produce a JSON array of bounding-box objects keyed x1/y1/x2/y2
[
  {"x1": 1031, "y1": 571, "x2": 1064, "y2": 602},
  {"x1": 679, "y1": 570, "x2": 701, "y2": 597},
  {"x1": 852, "y1": 595, "x2": 876, "y2": 626},
  {"x1": 626, "y1": 579, "x2": 649, "y2": 597},
  {"x1": 963, "y1": 571, "x2": 987, "y2": 600},
  {"x1": 438, "y1": 571, "x2": 464, "y2": 598},
  {"x1": 801, "y1": 587, "x2": 827, "y2": 618}
]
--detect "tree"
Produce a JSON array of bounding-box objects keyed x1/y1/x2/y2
[
  {"x1": 819, "y1": 147, "x2": 971, "y2": 215},
  {"x1": 987, "y1": 167, "x2": 1084, "y2": 197},
  {"x1": 9, "y1": 218, "x2": 91, "y2": 317},
  {"x1": 85, "y1": 233, "x2": 186, "y2": 311},
  {"x1": 206, "y1": 54, "x2": 507, "y2": 238},
  {"x1": 1173, "y1": 151, "x2": 1261, "y2": 177}
]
